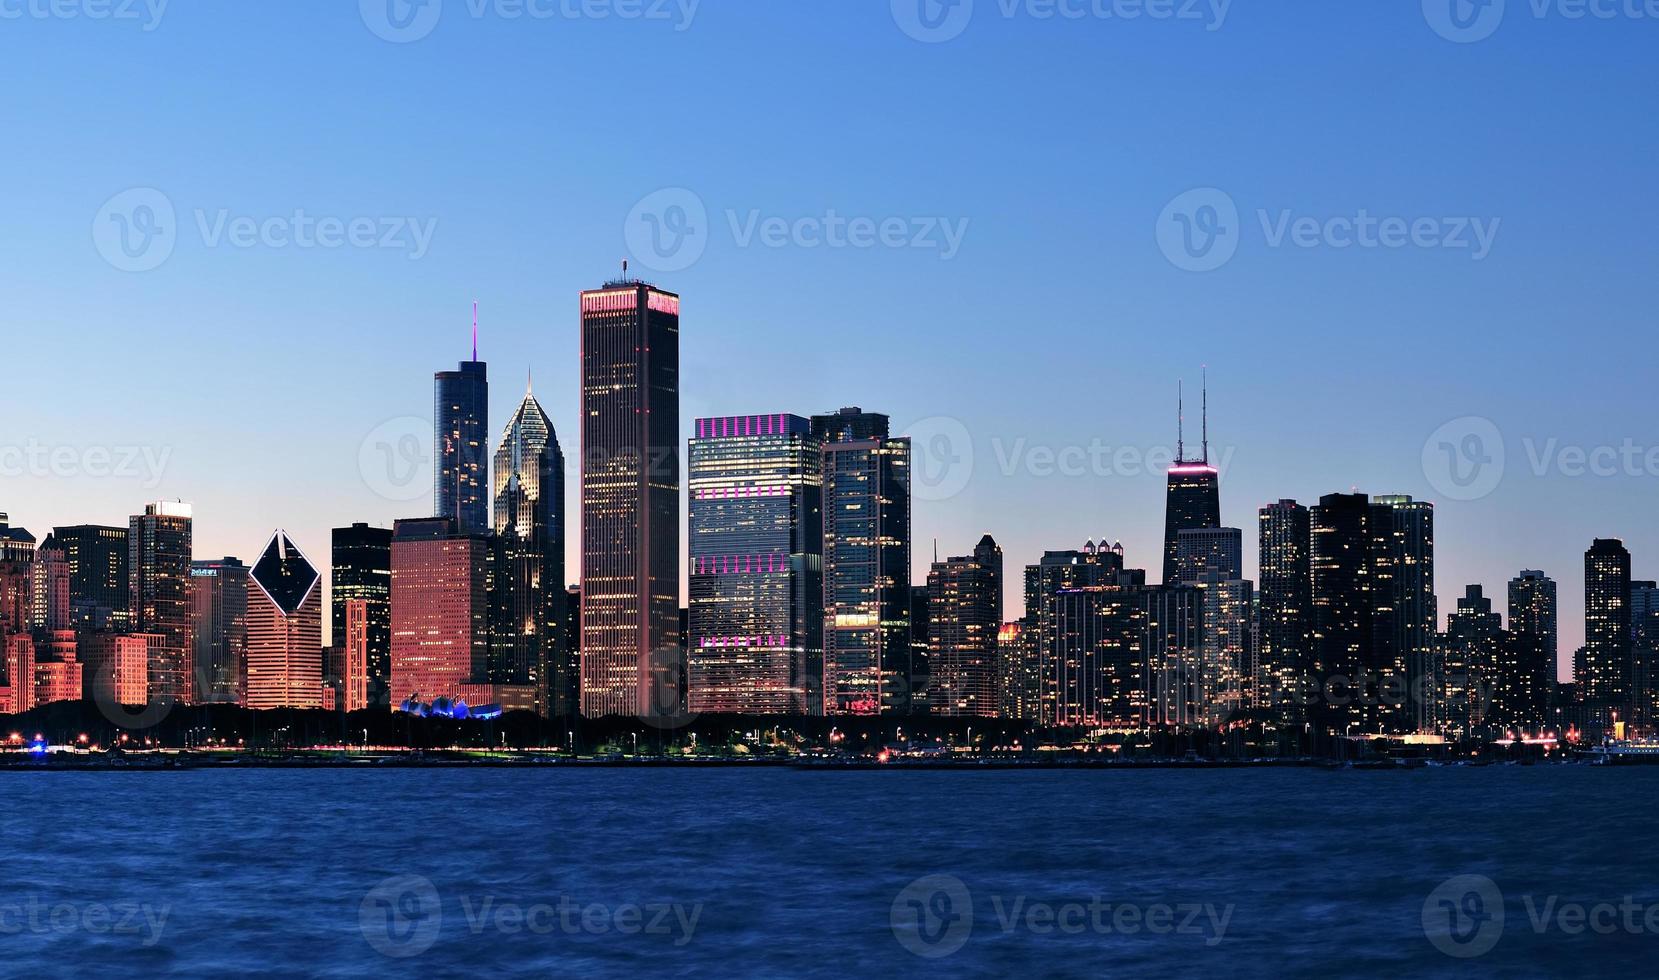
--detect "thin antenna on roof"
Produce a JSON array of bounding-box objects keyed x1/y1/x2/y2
[
  {"x1": 1177, "y1": 379, "x2": 1185, "y2": 462},
  {"x1": 1201, "y1": 366, "x2": 1209, "y2": 465}
]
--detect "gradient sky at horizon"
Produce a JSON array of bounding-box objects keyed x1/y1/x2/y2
[{"x1": 3, "y1": 2, "x2": 1656, "y2": 675}]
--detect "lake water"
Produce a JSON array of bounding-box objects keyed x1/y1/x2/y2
[{"x1": 4, "y1": 767, "x2": 1654, "y2": 977}]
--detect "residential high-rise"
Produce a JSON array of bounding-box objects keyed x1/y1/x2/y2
[
  {"x1": 390, "y1": 517, "x2": 491, "y2": 709},
  {"x1": 814, "y1": 408, "x2": 912, "y2": 715},
  {"x1": 338, "y1": 598, "x2": 370, "y2": 713},
  {"x1": 1175, "y1": 527, "x2": 1243, "y2": 582},
  {"x1": 925, "y1": 535, "x2": 1002, "y2": 717},
  {"x1": 245, "y1": 531, "x2": 323, "y2": 710},
  {"x1": 492, "y1": 380, "x2": 569, "y2": 717},
  {"x1": 129, "y1": 502, "x2": 194, "y2": 704},
  {"x1": 1309, "y1": 494, "x2": 1389, "y2": 733},
  {"x1": 331, "y1": 523, "x2": 392, "y2": 708},
  {"x1": 580, "y1": 279, "x2": 681, "y2": 718},
  {"x1": 1506, "y1": 570, "x2": 1558, "y2": 730},
  {"x1": 1161, "y1": 381, "x2": 1220, "y2": 585},
  {"x1": 1258, "y1": 500, "x2": 1312, "y2": 709},
  {"x1": 435, "y1": 311, "x2": 490, "y2": 535},
  {"x1": 910, "y1": 584, "x2": 931, "y2": 704},
  {"x1": 1175, "y1": 526, "x2": 1251, "y2": 722},
  {"x1": 81, "y1": 633, "x2": 152, "y2": 708},
  {"x1": 996, "y1": 620, "x2": 1041, "y2": 721},
  {"x1": 30, "y1": 534, "x2": 71, "y2": 632},
  {"x1": 686, "y1": 414, "x2": 824, "y2": 715},
  {"x1": 1582, "y1": 538, "x2": 1632, "y2": 709},
  {"x1": 190, "y1": 557, "x2": 249, "y2": 704},
  {"x1": 1441, "y1": 585, "x2": 1503, "y2": 738},
  {"x1": 1372, "y1": 495, "x2": 1437, "y2": 733},
  {"x1": 52, "y1": 525, "x2": 129, "y2": 630}
]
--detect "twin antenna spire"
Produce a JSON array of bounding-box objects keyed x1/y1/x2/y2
[{"x1": 1176, "y1": 369, "x2": 1210, "y2": 465}]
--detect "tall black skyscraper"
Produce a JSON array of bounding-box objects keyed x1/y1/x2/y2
[
  {"x1": 52, "y1": 524, "x2": 130, "y2": 630},
  {"x1": 1162, "y1": 380, "x2": 1220, "y2": 585},
  {"x1": 1258, "y1": 500, "x2": 1312, "y2": 706},
  {"x1": 493, "y1": 379, "x2": 569, "y2": 717},
  {"x1": 1505, "y1": 570, "x2": 1558, "y2": 728},
  {"x1": 1372, "y1": 495, "x2": 1436, "y2": 733},
  {"x1": 436, "y1": 306, "x2": 490, "y2": 535},
  {"x1": 1441, "y1": 585, "x2": 1503, "y2": 737},
  {"x1": 1582, "y1": 538, "x2": 1632, "y2": 709},
  {"x1": 332, "y1": 523, "x2": 393, "y2": 708}
]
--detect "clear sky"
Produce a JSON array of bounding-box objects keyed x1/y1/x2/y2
[{"x1": 2, "y1": 2, "x2": 1655, "y2": 675}]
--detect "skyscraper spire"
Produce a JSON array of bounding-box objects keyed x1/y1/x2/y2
[
  {"x1": 527, "y1": 366, "x2": 533, "y2": 396},
  {"x1": 1201, "y1": 366, "x2": 1209, "y2": 464},
  {"x1": 472, "y1": 300, "x2": 478, "y2": 361},
  {"x1": 1177, "y1": 379, "x2": 1185, "y2": 462}
]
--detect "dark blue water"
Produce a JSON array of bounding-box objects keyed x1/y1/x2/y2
[{"x1": 5, "y1": 767, "x2": 1655, "y2": 977}]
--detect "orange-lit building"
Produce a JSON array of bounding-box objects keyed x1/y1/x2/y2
[{"x1": 245, "y1": 531, "x2": 324, "y2": 710}]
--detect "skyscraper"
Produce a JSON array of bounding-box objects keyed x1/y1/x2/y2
[
  {"x1": 1175, "y1": 526, "x2": 1243, "y2": 583},
  {"x1": 687, "y1": 414, "x2": 823, "y2": 715},
  {"x1": 52, "y1": 525, "x2": 129, "y2": 630},
  {"x1": 339, "y1": 598, "x2": 370, "y2": 713},
  {"x1": 580, "y1": 279, "x2": 681, "y2": 718},
  {"x1": 814, "y1": 408, "x2": 912, "y2": 715},
  {"x1": 1309, "y1": 493, "x2": 1390, "y2": 733},
  {"x1": 30, "y1": 534, "x2": 71, "y2": 632},
  {"x1": 996, "y1": 620, "x2": 1041, "y2": 721},
  {"x1": 1162, "y1": 380, "x2": 1221, "y2": 586},
  {"x1": 1372, "y1": 495, "x2": 1436, "y2": 733},
  {"x1": 129, "y1": 502, "x2": 194, "y2": 704},
  {"x1": 1441, "y1": 585, "x2": 1503, "y2": 738},
  {"x1": 492, "y1": 380, "x2": 569, "y2": 717},
  {"x1": 926, "y1": 534, "x2": 1002, "y2": 717},
  {"x1": 1506, "y1": 570, "x2": 1558, "y2": 730},
  {"x1": 245, "y1": 531, "x2": 323, "y2": 710},
  {"x1": 391, "y1": 517, "x2": 491, "y2": 710},
  {"x1": 191, "y1": 557, "x2": 249, "y2": 704},
  {"x1": 1582, "y1": 538, "x2": 1633, "y2": 709},
  {"x1": 331, "y1": 523, "x2": 392, "y2": 708},
  {"x1": 1174, "y1": 525, "x2": 1252, "y2": 721},
  {"x1": 1258, "y1": 500, "x2": 1312, "y2": 709},
  {"x1": 435, "y1": 308, "x2": 490, "y2": 534},
  {"x1": 1028, "y1": 543, "x2": 1148, "y2": 727}
]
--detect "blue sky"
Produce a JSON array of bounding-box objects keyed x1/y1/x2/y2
[{"x1": 2, "y1": 1, "x2": 1655, "y2": 670}]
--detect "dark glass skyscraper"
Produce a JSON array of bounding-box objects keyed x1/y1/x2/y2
[
  {"x1": 814, "y1": 408, "x2": 912, "y2": 715},
  {"x1": 435, "y1": 314, "x2": 489, "y2": 535},
  {"x1": 129, "y1": 502, "x2": 194, "y2": 704},
  {"x1": 1441, "y1": 584, "x2": 1503, "y2": 738},
  {"x1": 190, "y1": 557, "x2": 248, "y2": 704},
  {"x1": 926, "y1": 534, "x2": 1002, "y2": 717},
  {"x1": 1372, "y1": 495, "x2": 1436, "y2": 733},
  {"x1": 580, "y1": 279, "x2": 680, "y2": 718},
  {"x1": 686, "y1": 414, "x2": 823, "y2": 715},
  {"x1": 1161, "y1": 383, "x2": 1220, "y2": 585},
  {"x1": 493, "y1": 381, "x2": 569, "y2": 717},
  {"x1": 332, "y1": 523, "x2": 392, "y2": 708},
  {"x1": 1258, "y1": 500, "x2": 1312, "y2": 706},
  {"x1": 1582, "y1": 538, "x2": 1632, "y2": 709},
  {"x1": 1505, "y1": 569, "x2": 1558, "y2": 729},
  {"x1": 52, "y1": 524, "x2": 129, "y2": 630}
]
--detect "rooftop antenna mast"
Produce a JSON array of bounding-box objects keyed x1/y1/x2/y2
[
  {"x1": 1201, "y1": 366, "x2": 1209, "y2": 465},
  {"x1": 1177, "y1": 379, "x2": 1185, "y2": 462},
  {"x1": 472, "y1": 300, "x2": 478, "y2": 362}
]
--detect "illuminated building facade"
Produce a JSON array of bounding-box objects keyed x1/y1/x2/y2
[
  {"x1": 129, "y1": 502, "x2": 194, "y2": 704},
  {"x1": 32, "y1": 630, "x2": 81, "y2": 706},
  {"x1": 1161, "y1": 382, "x2": 1220, "y2": 585},
  {"x1": 492, "y1": 383, "x2": 569, "y2": 717},
  {"x1": 191, "y1": 557, "x2": 249, "y2": 704},
  {"x1": 1373, "y1": 494, "x2": 1437, "y2": 732},
  {"x1": 996, "y1": 620, "x2": 1041, "y2": 721},
  {"x1": 1581, "y1": 538, "x2": 1632, "y2": 709},
  {"x1": 80, "y1": 632, "x2": 153, "y2": 708},
  {"x1": 390, "y1": 517, "x2": 490, "y2": 709},
  {"x1": 30, "y1": 534, "x2": 71, "y2": 631},
  {"x1": 337, "y1": 598, "x2": 370, "y2": 712},
  {"x1": 925, "y1": 534, "x2": 1002, "y2": 717},
  {"x1": 1503, "y1": 570, "x2": 1558, "y2": 729},
  {"x1": 815, "y1": 408, "x2": 912, "y2": 715},
  {"x1": 435, "y1": 320, "x2": 490, "y2": 534},
  {"x1": 1440, "y1": 585, "x2": 1503, "y2": 738},
  {"x1": 580, "y1": 280, "x2": 681, "y2": 718},
  {"x1": 4, "y1": 634, "x2": 35, "y2": 713},
  {"x1": 245, "y1": 531, "x2": 323, "y2": 710},
  {"x1": 687, "y1": 413, "x2": 823, "y2": 715},
  {"x1": 1258, "y1": 500, "x2": 1312, "y2": 708},
  {"x1": 1028, "y1": 543, "x2": 1148, "y2": 727},
  {"x1": 332, "y1": 523, "x2": 392, "y2": 708},
  {"x1": 52, "y1": 524, "x2": 129, "y2": 630}
]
